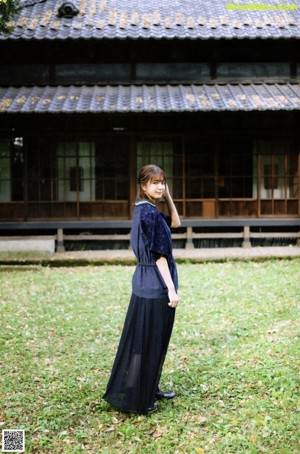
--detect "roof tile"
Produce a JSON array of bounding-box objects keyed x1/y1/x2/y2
[
  {"x1": 0, "y1": 84, "x2": 299, "y2": 113},
  {"x1": 0, "y1": 0, "x2": 299, "y2": 40}
]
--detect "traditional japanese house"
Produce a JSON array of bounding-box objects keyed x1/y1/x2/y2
[{"x1": 0, "y1": 0, "x2": 299, "y2": 248}]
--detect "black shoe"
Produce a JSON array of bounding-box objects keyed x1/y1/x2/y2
[{"x1": 156, "y1": 390, "x2": 176, "y2": 400}]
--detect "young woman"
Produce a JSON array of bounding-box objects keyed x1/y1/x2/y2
[{"x1": 103, "y1": 164, "x2": 181, "y2": 415}]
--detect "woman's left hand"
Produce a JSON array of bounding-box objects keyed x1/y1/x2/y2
[{"x1": 168, "y1": 289, "x2": 179, "y2": 308}]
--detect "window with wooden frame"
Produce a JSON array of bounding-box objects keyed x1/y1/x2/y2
[
  {"x1": 95, "y1": 137, "x2": 129, "y2": 201},
  {"x1": 254, "y1": 140, "x2": 299, "y2": 216},
  {"x1": 0, "y1": 140, "x2": 11, "y2": 202},
  {"x1": 136, "y1": 137, "x2": 184, "y2": 212},
  {"x1": 57, "y1": 142, "x2": 95, "y2": 202},
  {"x1": 263, "y1": 164, "x2": 278, "y2": 190}
]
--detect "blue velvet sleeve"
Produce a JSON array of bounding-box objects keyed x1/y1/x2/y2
[{"x1": 141, "y1": 207, "x2": 171, "y2": 257}]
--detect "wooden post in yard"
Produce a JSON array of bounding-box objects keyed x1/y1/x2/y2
[{"x1": 242, "y1": 225, "x2": 251, "y2": 248}]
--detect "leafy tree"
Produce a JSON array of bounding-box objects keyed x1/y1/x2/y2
[{"x1": 0, "y1": 0, "x2": 23, "y2": 34}]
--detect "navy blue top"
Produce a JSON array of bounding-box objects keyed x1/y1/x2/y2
[{"x1": 130, "y1": 200, "x2": 178, "y2": 299}]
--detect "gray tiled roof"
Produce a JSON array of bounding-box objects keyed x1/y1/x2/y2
[
  {"x1": 1, "y1": 0, "x2": 299, "y2": 40},
  {"x1": 0, "y1": 84, "x2": 299, "y2": 113}
]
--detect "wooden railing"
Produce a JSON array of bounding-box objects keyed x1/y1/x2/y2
[
  {"x1": 0, "y1": 218, "x2": 300, "y2": 251},
  {"x1": 1, "y1": 219, "x2": 299, "y2": 251},
  {"x1": 173, "y1": 225, "x2": 300, "y2": 249}
]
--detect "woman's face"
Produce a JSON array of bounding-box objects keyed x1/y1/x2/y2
[{"x1": 141, "y1": 177, "x2": 166, "y2": 203}]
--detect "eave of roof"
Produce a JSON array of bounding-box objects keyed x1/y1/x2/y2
[
  {"x1": 0, "y1": 0, "x2": 299, "y2": 40},
  {"x1": 0, "y1": 84, "x2": 299, "y2": 113}
]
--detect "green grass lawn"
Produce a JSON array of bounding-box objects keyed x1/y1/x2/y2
[{"x1": 0, "y1": 260, "x2": 299, "y2": 453}]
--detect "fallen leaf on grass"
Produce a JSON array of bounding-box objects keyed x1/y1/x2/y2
[
  {"x1": 104, "y1": 425, "x2": 116, "y2": 432},
  {"x1": 195, "y1": 449, "x2": 205, "y2": 454},
  {"x1": 152, "y1": 425, "x2": 168, "y2": 439},
  {"x1": 197, "y1": 416, "x2": 207, "y2": 425},
  {"x1": 186, "y1": 432, "x2": 195, "y2": 439}
]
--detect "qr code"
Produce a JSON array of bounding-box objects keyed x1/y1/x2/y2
[{"x1": 2, "y1": 430, "x2": 25, "y2": 453}]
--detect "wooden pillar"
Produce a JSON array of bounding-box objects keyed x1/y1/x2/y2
[
  {"x1": 242, "y1": 225, "x2": 251, "y2": 248},
  {"x1": 297, "y1": 231, "x2": 300, "y2": 247},
  {"x1": 185, "y1": 226, "x2": 194, "y2": 249},
  {"x1": 129, "y1": 133, "x2": 136, "y2": 219},
  {"x1": 56, "y1": 228, "x2": 65, "y2": 252}
]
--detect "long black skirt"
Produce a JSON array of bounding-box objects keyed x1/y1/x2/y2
[{"x1": 103, "y1": 293, "x2": 175, "y2": 415}]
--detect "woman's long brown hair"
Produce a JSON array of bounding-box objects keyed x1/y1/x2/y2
[{"x1": 136, "y1": 164, "x2": 167, "y2": 201}]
